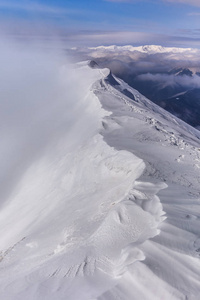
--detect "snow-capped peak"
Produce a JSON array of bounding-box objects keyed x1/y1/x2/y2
[{"x1": 88, "y1": 44, "x2": 196, "y2": 54}]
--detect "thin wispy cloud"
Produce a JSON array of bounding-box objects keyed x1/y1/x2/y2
[
  {"x1": 104, "y1": 0, "x2": 136, "y2": 2},
  {"x1": 67, "y1": 30, "x2": 167, "y2": 47},
  {"x1": 0, "y1": 1, "x2": 72, "y2": 15},
  {"x1": 188, "y1": 12, "x2": 200, "y2": 16},
  {"x1": 106, "y1": 0, "x2": 200, "y2": 6},
  {"x1": 66, "y1": 30, "x2": 200, "y2": 48},
  {"x1": 164, "y1": 0, "x2": 200, "y2": 7},
  {"x1": 0, "y1": 0, "x2": 199, "y2": 49}
]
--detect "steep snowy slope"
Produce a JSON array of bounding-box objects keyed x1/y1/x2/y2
[
  {"x1": 0, "y1": 56, "x2": 200, "y2": 300},
  {"x1": 95, "y1": 70, "x2": 200, "y2": 299}
]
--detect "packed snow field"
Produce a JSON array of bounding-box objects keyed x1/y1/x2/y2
[{"x1": 0, "y1": 43, "x2": 200, "y2": 299}]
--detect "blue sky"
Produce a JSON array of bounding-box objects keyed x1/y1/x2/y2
[{"x1": 0, "y1": 0, "x2": 200, "y2": 47}]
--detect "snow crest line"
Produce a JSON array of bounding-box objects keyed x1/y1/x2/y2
[{"x1": 0, "y1": 61, "x2": 166, "y2": 300}]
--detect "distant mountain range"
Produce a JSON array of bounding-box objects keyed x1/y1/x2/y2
[{"x1": 88, "y1": 44, "x2": 197, "y2": 54}]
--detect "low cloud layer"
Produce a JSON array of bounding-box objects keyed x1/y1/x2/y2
[
  {"x1": 69, "y1": 45, "x2": 200, "y2": 109},
  {"x1": 78, "y1": 46, "x2": 200, "y2": 78},
  {"x1": 137, "y1": 73, "x2": 200, "y2": 89}
]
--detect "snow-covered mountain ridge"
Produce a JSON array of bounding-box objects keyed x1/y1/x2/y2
[
  {"x1": 1, "y1": 58, "x2": 200, "y2": 300},
  {"x1": 77, "y1": 46, "x2": 200, "y2": 131},
  {"x1": 95, "y1": 68, "x2": 200, "y2": 299},
  {"x1": 0, "y1": 61, "x2": 166, "y2": 300}
]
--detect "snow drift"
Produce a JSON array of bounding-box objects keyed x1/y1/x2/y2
[{"x1": 0, "y1": 42, "x2": 165, "y2": 299}]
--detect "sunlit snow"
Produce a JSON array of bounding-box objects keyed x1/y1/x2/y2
[{"x1": 0, "y1": 41, "x2": 200, "y2": 300}]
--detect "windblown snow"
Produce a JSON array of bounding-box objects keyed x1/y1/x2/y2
[{"x1": 0, "y1": 43, "x2": 200, "y2": 300}]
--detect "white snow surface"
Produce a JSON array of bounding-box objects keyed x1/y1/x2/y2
[
  {"x1": 1, "y1": 49, "x2": 200, "y2": 300},
  {"x1": 96, "y1": 72, "x2": 200, "y2": 300},
  {"x1": 88, "y1": 44, "x2": 197, "y2": 54}
]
